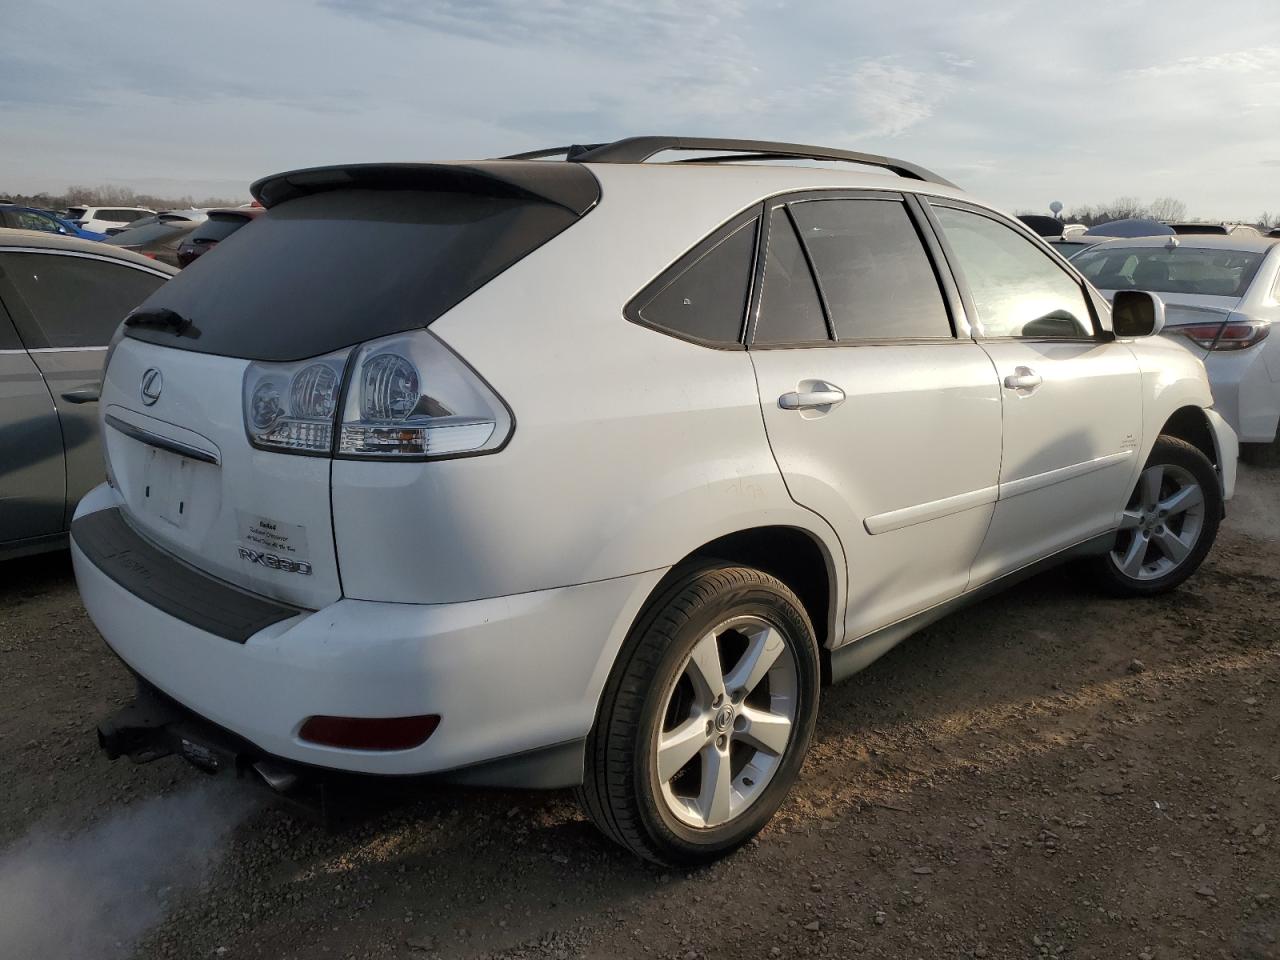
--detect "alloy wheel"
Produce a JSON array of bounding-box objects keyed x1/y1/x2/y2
[
  {"x1": 1111, "y1": 463, "x2": 1206, "y2": 581},
  {"x1": 654, "y1": 615, "x2": 799, "y2": 828}
]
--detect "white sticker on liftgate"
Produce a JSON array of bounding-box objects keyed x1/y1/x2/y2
[{"x1": 236, "y1": 511, "x2": 314, "y2": 576}]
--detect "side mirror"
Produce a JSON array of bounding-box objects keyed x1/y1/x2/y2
[{"x1": 1112, "y1": 290, "x2": 1166, "y2": 338}]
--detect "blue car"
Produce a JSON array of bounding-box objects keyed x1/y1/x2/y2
[{"x1": 0, "y1": 204, "x2": 107, "y2": 240}]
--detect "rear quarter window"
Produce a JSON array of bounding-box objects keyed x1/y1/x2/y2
[{"x1": 632, "y1": 218, "x2": 758, "y2": 346}]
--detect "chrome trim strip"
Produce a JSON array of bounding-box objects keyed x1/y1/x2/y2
[
  {"x1": 864, "y1": 484, "x2": 999, "y2": 535},
  {"x1": 30, "y1": 346, "x2": 108, "y2": 353},
  {"x1": 104, "y1": 413, "x2": 220, "y2": 465},
  {"x1": 999, "y1": 450, "x2": 1134, "y2": 500}
]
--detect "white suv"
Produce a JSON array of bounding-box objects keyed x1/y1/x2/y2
[
  {"x1": 66, "y1": 205, "x2": 156, "y2": 235},
  {"x1": 73, "y1": 137, "x2": 1237, "y2": 864}
]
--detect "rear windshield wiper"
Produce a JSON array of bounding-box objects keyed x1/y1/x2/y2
[{"x1": 125, "y1": 307, "x2": 201, "y2": 339}]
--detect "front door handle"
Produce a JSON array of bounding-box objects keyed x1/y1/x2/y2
[
  {"x1": 779, "y1": 383, "x2": 846, "y2": 411},
  {"x1": 1003, "y1": 367, "x2": 1043, "y2": 392}
]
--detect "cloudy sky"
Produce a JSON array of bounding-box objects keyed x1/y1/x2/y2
[{"x1": 3, "y1": 0, "x2": 1278, "y2": 218}]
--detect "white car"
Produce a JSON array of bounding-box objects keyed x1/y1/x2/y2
[
  {"x1": 1074, "y1": 235, "x2": 1280, "y2": 465},
  {"x1": 66, "y1": 205, "x2": 155, "y2": 235},
  {"x1": 73, "y1": 137, "x2": 1237, "y2": 864}
]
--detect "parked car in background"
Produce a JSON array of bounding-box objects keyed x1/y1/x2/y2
[
  {"x1": 176, "y1": 206, "x2": 264, "y2": 267},
  {"x1": 0, "y1": 229, "x2": 175, "y2": 560},
  {"x1": 0, "y1": 204, "x2": 106, "y2": 240},
  {"x1": 66, "y1": 206, "x2": 155, "y2": 235},
  {"x1": 107, "y1": 213, "x2": 205, "y2": 266},
  {"x1": 1084, "y1": 218, "x2": 1175, "y2": 239},
  {"x1": 1017, "y1": 214, "x2": 1065, "y2": 237},
  {"x1": 1074, "y1": 235, "x2": 1280, "y2": 465},
  {"x1": 1048, "y1": 236, "x2": 1112, "y2": 259},
  {"x1": 76, "y1": 137, "x2": 1235, "y2": 865},
  {"x1": 1166, "y1": 222, "x2": 1261, "y2": 238},
  {"x1": 103, "y1": 208, "x2": 206, "y2": 237}
]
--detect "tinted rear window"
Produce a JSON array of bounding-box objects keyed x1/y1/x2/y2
[
  {"x1": 188, "y1": 213, "x2": 252, "y2": 244},
  {"x1": 125, "y1": 189, "x2": 582, "y2": 361}
]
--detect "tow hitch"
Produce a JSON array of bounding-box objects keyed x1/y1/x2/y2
[
  {"x1": 96, "y1": 679, "x2": 363, "y2": 824},
  {"x1": 98, "y1": 680, "x2": 294, "y2": 785}
]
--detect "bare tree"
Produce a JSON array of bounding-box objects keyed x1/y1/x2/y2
[
  {"x1": 1148, "y1": 196, "x2": 1187, "y2": 222},
  {"x1": 3, "y1": 183, "x2": 242, "y2": 211}
]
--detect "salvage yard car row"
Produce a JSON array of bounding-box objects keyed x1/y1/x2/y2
[{"x1": 0, "y1": 137, "x2": 1275, "y2": 867}]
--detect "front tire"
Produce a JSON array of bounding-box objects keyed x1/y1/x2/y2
[
  {"x1": 577, "y1": 564, "x2": 820, "y2": 865},
  {"x1": 1086, "y1": 436, "x2": 1222, "y2": 596}
]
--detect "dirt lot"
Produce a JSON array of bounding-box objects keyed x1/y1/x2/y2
[{"x1": 1, "y1": 468, "x2": 1277, "y2": 960}]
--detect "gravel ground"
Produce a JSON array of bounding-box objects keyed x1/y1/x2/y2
[{"x1": 1, "y1": 466, "x2": 1277, "y2": 960}]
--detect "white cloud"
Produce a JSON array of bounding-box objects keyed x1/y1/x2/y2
[
  {"x1": 1127, "y1": 45, "x2": 1280, "y2": 78},
  {"x1": 842, "y1": 59, "x2": 955, "y2": 138},
  {"x1": 2, "y1": 0, "x2": 1279, "y2": 218}
]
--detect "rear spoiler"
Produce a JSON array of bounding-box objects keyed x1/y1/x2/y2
[{"x1": 250, "y1": 162, "x2": 601, "y2": 216}]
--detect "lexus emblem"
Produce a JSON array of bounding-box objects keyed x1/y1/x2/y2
[{"x1": 140, "y1": 368, "x2": 163, "y2": 406}]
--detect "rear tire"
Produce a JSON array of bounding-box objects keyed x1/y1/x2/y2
[
  {"x1": 576, "y1": 564, "x2": 820, "y2": 865},
  {"x1": 1241, "y1": 434, "x2": 1280, "y2": 468},
  {"x1": 1084, "y1": 436, "x2": 1221, "y2": 597}
]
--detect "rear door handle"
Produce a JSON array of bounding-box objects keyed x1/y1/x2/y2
[
  {"x1": 60, "y1": 385, "x2": 101, "y2": 404},
  {"x1": 1003, "y1": 367, "x2": 1043, "y2": 392},
  {"x1": 779, "y1": 383, "x2": 846, "y2": 411}
]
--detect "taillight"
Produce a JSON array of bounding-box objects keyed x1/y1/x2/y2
[
  {"x1": 1170, "y1": 320, "x2": 1270, "y2": 351},
  {"x1": 240, "y1": 330, "x2": 511, "y2": 459},
  {"x1": 242, "y1": 350, "x2": 348, "y2": 454},
  {"x1": 337, "y1": 329, "x2": 512, "y2": 459}
]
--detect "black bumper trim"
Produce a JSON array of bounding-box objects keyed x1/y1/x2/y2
[{"x1": 71, "y1": 506, "x2": 301, "y2": 643}]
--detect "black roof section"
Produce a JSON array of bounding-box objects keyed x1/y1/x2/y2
[
  {"x1": 250, "y1": 161, "x2": 600, "y2": 215},
  {"x1": 501, "y1": 135, "x2": 957, "y2": 189}
]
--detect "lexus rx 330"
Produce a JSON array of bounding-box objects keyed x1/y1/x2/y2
[{"x1": 73, "y1": 137, "x2": 1237, "y2": 864}]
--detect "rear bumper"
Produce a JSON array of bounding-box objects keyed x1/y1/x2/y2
[
  {"x1": 72, "y1": 484, "x2": 664, "y2": 783},
  {"x1": 1203, "y1": 350, "x2": 1279, "y2": 444}
]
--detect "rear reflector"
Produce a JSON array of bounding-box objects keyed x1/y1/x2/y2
[{"x1": 299, "y1": 714, "x2": 440, "y2": 751}]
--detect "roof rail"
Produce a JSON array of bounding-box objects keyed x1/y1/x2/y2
[{"x1": 501, "y1": 136, "x2": 956, "y2": 189}]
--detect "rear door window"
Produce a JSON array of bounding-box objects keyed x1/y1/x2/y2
[
  {"x1": 0, "y1": 253, "x2": 166, "y2": 347},
  {"x1": 753, "y1": 207, "x2": 828, "y2": 345},
  {"x1": 789, "y1": 199, "x2": 951, "y2": 340},
  {"x1": 635, "y1": 218, "x2": 758, "y2": 345}
]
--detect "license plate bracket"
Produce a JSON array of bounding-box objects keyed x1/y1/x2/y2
[{"x1": 141, "y1": 447, "x2": 194, "y2": 527}]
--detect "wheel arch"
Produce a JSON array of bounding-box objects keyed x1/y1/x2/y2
[
  {"x1": 586, "y1": 521, "x2": 845, "y2": 736},
  {"x1": 1158, "y1": 405, "x2": 1218, "y2": 467}
]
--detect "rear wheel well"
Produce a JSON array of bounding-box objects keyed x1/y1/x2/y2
[
  {"x1": 659, "y1": 527, "x2": 834, "y2": 655},
  {"x1": 1159, "y1": 406, "x2": 1217, "y2": 467}
]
